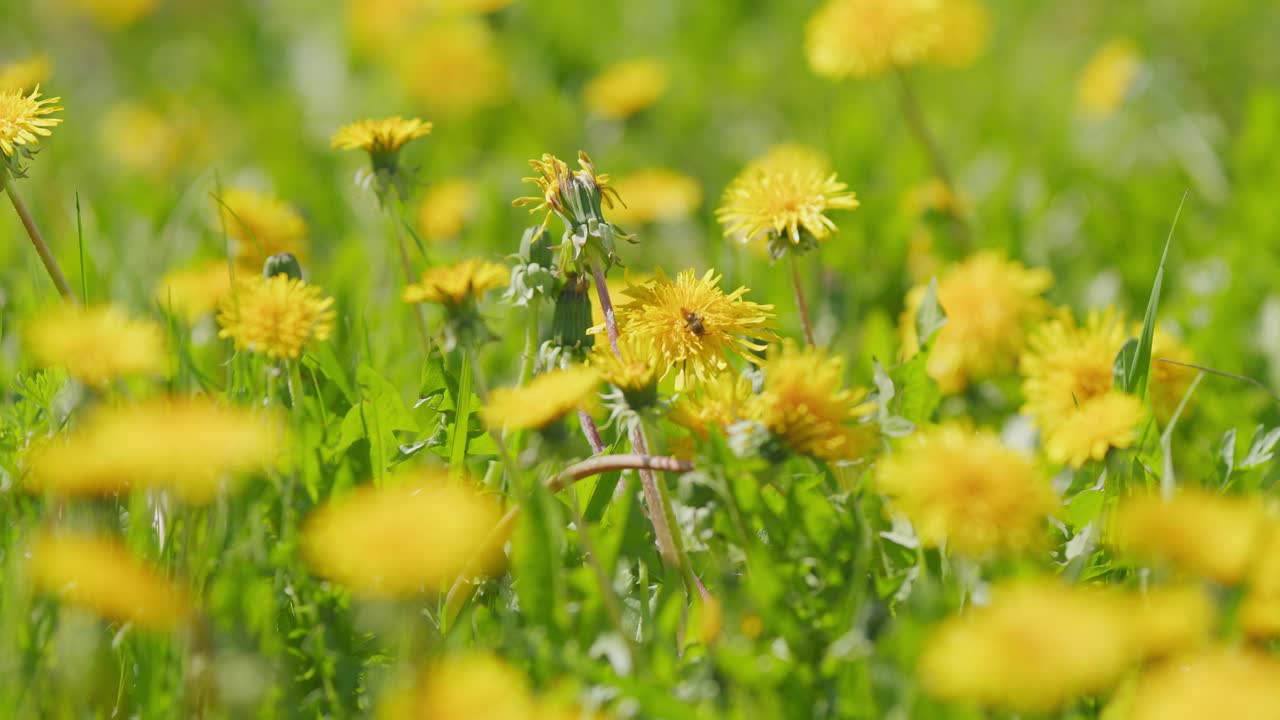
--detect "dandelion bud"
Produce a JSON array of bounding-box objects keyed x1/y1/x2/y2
[
  {"x1": 519, "y1": 226, "x2": 555, "y2": 268},
  {"x1": 549, "y1": 272, "x2": 594, "y2": 351},
  {"x1": 263, "y1": 252, "x2": 303, "y2": 281}
]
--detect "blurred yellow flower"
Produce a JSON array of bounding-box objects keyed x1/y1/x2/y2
[
  {"x1": 347, "y1": 0, "x2": 514, "y2": 58},
  {"x1": 218, "y1": 275, "x2": 336, "y2": 360},
  {"x1": 1240, "y1": 526, "x2": 1280, "y2": 638},
  {"x1": 28, "y1": 533, "x2": 190, "y2": 631},
  {"x1": 1113, "y1": 490, "x2": 1268, "y2": 585},
  {"x1": 302, "y1": 472, "x2": 506, "y2": 597},
  {"x1": 25, "y1": 304, "x2": 167, "y2": 386},
  {"x1": 1127, "y1": 585, "x2": 1216, "y2": 658},
  {"x1": 873, "y1": 424, "x2": 1055, "y2": 557},
  {"x1": 397, "y1": 19, "x2": 509, "y2": 116},
  {"x1": 99, "y1": 102, "x2": 207, "y2": 178},
  {"x1": 1021, "y1": 308, "x2": 1142, "y2": 467},
  {"x1": 378, "y1": 653, "x2": 536, "y2": 720},
  {"x1": 418, "y1": 178, "x2": 479, "y2": 241},
  {"x1": 670, "y1": 372, "x2": 755, "y2": 440},
  {"x1": 902, "y1": 177, "x2": 968, "y2": 218},
  {"x1": 717, "y1": 163, "x2": 859, "y2": 248},
  {"x1": 928, "y1": 0, "x2": 990, "y2": 67},
  {"x1": 1076, "y1": 39, "x2": 1141, "y2": 119},
  {"x1": 583, "y1": 58, "x2": 669, "y2": 119},
  {"x1": 155, "y1": 261, "x2": 233, "y2": 322},
  {"x1": 900, "y1": 251, "x2": 1052, "y2": 394},
  {"x1": 1124, "y1": 648, "x2": 1280, "y2": 720},
  {"x1": 480, "y1": 366, "x2": 600, "y2": 431},
  {"x1": 919, "y1": 580, "x2": 1135, "y2": 713},
  {"x1": 591, "y1": 335, "x2": 660, "y2": 394},
  {"x1": 610, "y1": 268, "x2": 776, "y2": 388},
  {"x1": 606, "y1": 169, "x2": 701, "y2": 226},
  {"x1": 805, "y1": 0, "x2": 942, "y2": 79},
  {"x1": 745, "y1": 143, "x2": 831, "y2": 177},
  {"x1": 26, "y1": 396, "x2": 283, "y2": 502},
  {"x1": 216, "y1": 188, "x2": 309, "y2": 271},
  {"x1": 0, "y1": 86, "x2": 62, "y2": 158},
  {"x1": 61, "y1": 0, "x2": 159, "y2": 29},
  {"x1": 748, "y1": 342, "x2": 877, "y2": 461},
  {"x1": 403, "y1": 258, "x2": 509, "y2": 307},
  {"x1": 0, "y1": 55, "x2": 50, "y2": 92},
  {"x1": 1149, "y1": 327, "x2": 1197, "y2": 424}
]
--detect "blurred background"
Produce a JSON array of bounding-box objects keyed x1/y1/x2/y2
[{"x1": 2, "y1": 0, "x2": 1280, "y2": 427}]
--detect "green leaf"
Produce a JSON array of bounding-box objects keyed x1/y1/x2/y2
[
  {"x1": 1126, "y1": 192, "x2": 1186, "y2": 398},
  {"x1": 1112, "y1": 338, "x2": 1138, "y2": 391},
  {"x1": 336, "y1": 365, "x2": 419, "y2": 481},
  {"x1": 1240, "y1": 425, "x2": 1280, "y2": 471},
  {"x1": 913, "y1": 277, "x2": 947, "y2": 347},
  {"x1": 449, "y1": 354, "x2": 474, "y2": 472},
  {"x1": 1215, "y1": 428, "x2": 1237, "y2": 487},
  {"x1": 890, "y1": 353, "x2": 941, "y2": 427},
  {"x1": 305, "y1": 343, "x2": 356, "y2": 404},
  {"x1": 511, "y1": 481, "x2": 565, "y2": 636},
  {"x1": 1064, "y1": 490, "x2": 1105, "y2": 530}
]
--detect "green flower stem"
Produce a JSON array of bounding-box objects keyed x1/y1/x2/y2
[
  {"x1": 893, "y1": 68, "x2": 972, "y2": 250},
  {"x1": 441, "y1": 452, "x2": 694, "y2": 633},
  {"x1": 383, "y1": 204, "x2": 432, "y2": 354},
  {"x1": 448, "y1": 349, "x2": 474, "y2": 479},
  {"x1": 789, "y1": 252, "x2": 816, "y2": 347},
  {"x1": 462, "y1": 343, "x2": 521, "y2": 490},
  {"x1": 2, "y1": 170, "x2": 77, "y2": 302},
  {"x1": 505, "y1": 295, "x2": 543, "y2": 461}
]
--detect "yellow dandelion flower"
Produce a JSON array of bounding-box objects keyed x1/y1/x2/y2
[
  {"x1": 403, "y1": 258, "x2": 509, "y2": 307},
  {"x1": 99, "y1": 102, "x2": 204, "y2": 179},
  {"x1": 1240, "y1": 526, "x2": 1280, "y2": 639},
  {"x1": 331, "y1": 116, "x2": 432, "y2": 177},
  {"x1": 745, "y1": 143, "x2": 831, "y2": 177},
  {"x1": 1149, "y1": 327, "x2": 1197, "y2": 424},
  {"x1": 902, "y1": 177, "x2": 968, "y2": 219},
  {"x1": 0, "y1": 55, "x2": 50, "y2": 93},
  {"x1": 155, "y1": 261, "x2": 233, "y2": 322},
  {"x1": 513, "y1": 151, "x2": 624, "y2": 227},
  {"x1": 747, "y1": 342, "x2": 877, "y2": 461},
  {"x1": 918, "y1": 579, "x2": 1137, "y2": 713},
  {"x1": 805, "y1": 0, "x2": 943, "y2": 79},
  {"x1": 1124, "y1": 648, "x2": 1280, "y2": 720},
  {"x1": 1113, "y1": 490, "x2": 1269, "y2": 585},
  {"x1": 418, "y1": 178, "x2": 479, "y2": 241},
  {"x1": 717, "y1": 163, "x2": 859, "y2": 247},
  {"x1": 397, "y1": 19, "x2": 509, "y2": 116},
  {"x1": 1076, "y1": 39, "x2": 1141, "y2": 119},
  {"x1": 900, "y1": 252, "x2": 1052, "y2": 393},
  {"x1": 606, "y1": 169, "x2": 702, "y2": 226},
  {"x1": 928, "y1": 0, "x2": 990, "y2": 68},
  {"x1": 378, "y1": 654, "x2": 536, "y2": 720},
  {"x1": 670, "y1": 371, "x2": 755, "y2": 440},
  {"x1": 583, "y1": 58, "x2": 669, "y2": 119},
  {"x1": 590, "y1": 271, "x2": 649, "y2": 327},
  {"x1": 1021, "y1": 308, "x2": 1143, "y2": 467},
  {"x1": 301, "y1": 472, "x2": 505, "y2": 597},
  {"x1": 28, "y1": 533, "x2": 189, "y2": 631},
  {"x1": 0, "y1": 85, "x2": 62, "y2": 158},
  {"x1": 25, "y1": 304, "x2": 167, "y2": 386},
  {"x1": 591, "y1": 336, "x2": 660, "y2": 392},
  {"x1": 479, "y1": 366, "x2": 600, "y2": 431},
  {"x1": 1127, "y1": 585, "x2": 1216, "y2": 659},
  {"x1": 218, "y1": 275, "x2": 336, "y2": 361},
  {"x1": 26, "y1": 396, "x2": 283, "y2": 503},
  {"x1": 61, "y1": 0, "x2": 159, "y2": 28},
  {"x1": 873, "y1": 424, "x2": 1055, "y2": 557},
  {"x1": 215, "y1": 188, "x2": 309, "y2": 270},
  {"x1": 610, "y1": 268, "x2": 776, "y2": 387}
]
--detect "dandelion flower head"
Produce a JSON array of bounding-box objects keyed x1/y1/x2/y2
[
  {"x1": 155, "y1": 261, "x2": 233, "y2": 322},
  {"x1": 873, "y1": 424, "x2": 1056, "y2": 557},
  {"x1": 397, "y1": 19, "x2": 509, "y2": 116},
  {"x1": 1076, "y1": 39, "x2": 1142, "y2": 119},
  {"x1": 900, "y1": 251, "x2": 1052, "y2": 393},
  {"x1": 27, "y1": 396, "x2": 283, "y2": 503},
  {"x1": 331, "y1": 116, "x2": 432, "y2": 173},
  {"x1": 513, "y1": 151, "x2": 623, "y2": 229},
  {"x1": 302, "y1": 471, "x2": 506, "y2": 597},
  {"x1": 805, "y1": 0, "x2": 942, "y2": 79},
  {"x1": 1123, "y1": 648, "x2": 1280, "y2": 720},
  {"x1": 1149, "y1": 326, "x2": 1197, "y2": 424},
  {"x1": 670, "y1": 372, "x2": 756, "y2": 440},
  {"x1": 583, "y1": 58, "x2": 669, "y2": 119},
  {"x1": 480, "y1": 366, "x2": 600, "y2": 431},
  {"x1": 928, "y1": 0, "x2": 991, "y2": 68},
  {"x1": 717, "y1": 162, "x2": 859, "y2": 249},
  {"x1": 402, "y1": 258, "x2": 509, "y2": 307},
  {"x1": 606, "y1": 169, "x2": 702, "y2": 226},
  {"x1": 377, "y1": 653, "x2": 536, "y2": 720},
  {"x1": 29, "y1": 532, "x2": 190, "y2": 631},
  {"x1": 1112, "y1": 490, "x2": 1269, "y2": 585},
  {"x1": 610, "y1": 268, "x2": 776, "y2": 388},
  {"x1": 0, "y1": 85, "x2": 62, "y2": 158},
  {"x1": 218, "y1": 274, "x2": 336, "y2": 360},
  {"x1": 747, "y1": 342, "x2": 877, "y2": 461},
  {"x1": 418, "y1": 178, "x2": 479, "y2": 241},
  {"x1": 216, "y1": 188, "x2": 309, "y2": 270},
  {"x1": 25, "y1": 303, "x2": 167, "y2": 386},
  {"x1": 0, "y1": 55, "x2": 51, "y2": 93}
]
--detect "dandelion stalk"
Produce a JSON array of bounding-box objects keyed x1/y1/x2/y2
[
  {"x1": 1, "y1": 170, "x2": 76, "y2": 302},
  {"x1": 384, "y1": 204, "x2": 433, "y2": 354},
  {"x1": 590, "y1": 257, "x2": 621, "y2": 355},
  {"x1": 894, "y1": 68, "x2": 971, "y2": 249},
  {"x1": 789, "y1": 252, "x2": 816, "y2": 347}
]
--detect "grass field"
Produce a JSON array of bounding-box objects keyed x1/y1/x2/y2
[{"x1": 3, "y1": 0, "x2": 1280, "y2": 718}]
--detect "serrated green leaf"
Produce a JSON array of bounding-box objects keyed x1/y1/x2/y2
[
  {"x1": 1240, "y1": 425, "x2": 1280, "y2": 471},
  {"x1": 336, "y1": 365, "x2": 419, "y2": 480},
  {"x1": 914, "y1": 277, "x2": 947, "y2": 347}
]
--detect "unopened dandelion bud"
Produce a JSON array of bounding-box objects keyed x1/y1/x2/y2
[
  {"x1": 263, "y1": 252, "x2": 303, "y2": 281},
  {"x1": 549, "y1": 272, "x2": 594, "y2": 351},
  {"x1": 519, "y1": 226, "x2": 555, "y2": 268}
]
